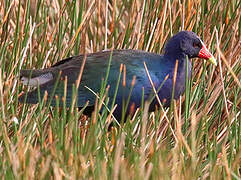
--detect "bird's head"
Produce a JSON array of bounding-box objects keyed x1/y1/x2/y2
[{"x1": 164, "y1": 31, "x2": 217, "y2": 66}]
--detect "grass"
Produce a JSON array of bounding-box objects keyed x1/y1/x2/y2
[{"x1": 0, "y1": 0, "x2": 241, "y2": 179}]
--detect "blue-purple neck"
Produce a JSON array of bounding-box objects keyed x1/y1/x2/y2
[
  {"x1": 163, "y1": 51, "x2": 187, "y2": 63},
  {"x1": 163, "y1": 52, "x2": 192, "y2": 80}
]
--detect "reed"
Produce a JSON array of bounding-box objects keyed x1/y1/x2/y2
[{"x1": 0, "y1": 0, "x2": 240, "y2": 179}]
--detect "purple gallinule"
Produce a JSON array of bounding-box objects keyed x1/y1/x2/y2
[{"x1": 19, "y1": 31, "x2": 217, "y2": 119}]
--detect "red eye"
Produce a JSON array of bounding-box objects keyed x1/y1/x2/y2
[{"x1": 193, "y1": 43, "x2": 198, "y2": 48}]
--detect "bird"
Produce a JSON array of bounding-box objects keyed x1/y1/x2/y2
[{"x1": 19, "y1": 31, "x2": 217, "y2": 120}]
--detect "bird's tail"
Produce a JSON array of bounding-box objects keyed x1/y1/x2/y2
[
  {"x1": 19, "y1": 69, "x2": 54, "y2": 104},
  {"x1": 20, "y1": 69, "x2": 54, "y2": 87}
]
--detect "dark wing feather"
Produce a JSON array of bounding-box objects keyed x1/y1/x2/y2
[{"x1": 19, "y1": 50, "x2": 169, "y2": 109}]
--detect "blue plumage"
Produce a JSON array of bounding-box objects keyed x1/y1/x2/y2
[{"x1": 19, "y1": 31, "x2": 216, "y2": 120}]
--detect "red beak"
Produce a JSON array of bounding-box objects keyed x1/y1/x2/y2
[
  {"x1": 198, "y1": 46, "x2": 212, "y2": 59},
  {"x1": 198, "y1": 46, "x2": 217, "y2": 66}
]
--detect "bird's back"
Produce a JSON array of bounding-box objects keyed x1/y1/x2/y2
[{"x1": 19, "y1": 49, "x2": 188, "y2": 118}]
